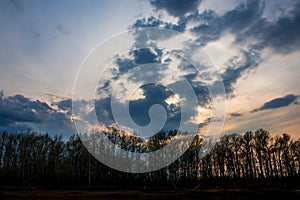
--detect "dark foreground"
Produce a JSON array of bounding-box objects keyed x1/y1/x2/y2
[{"x1": 1, "y1": 188, "x2": 300, "y2": 200}]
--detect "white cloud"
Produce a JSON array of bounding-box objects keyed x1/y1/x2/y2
[{"x1": 165, "y1": 94, "x2": 180, "y2": 105}]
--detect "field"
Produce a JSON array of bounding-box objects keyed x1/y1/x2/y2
[{"x1": 1, "y1": 187, "x2": 300, "y2": 200}]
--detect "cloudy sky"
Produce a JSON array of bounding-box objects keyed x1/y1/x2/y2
[{"x1": 0, "y1": 0, "x2": 300, "y2": 139}]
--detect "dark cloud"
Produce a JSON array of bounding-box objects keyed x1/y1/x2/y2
[
  {"x1": 114, "y1": 57, "x2": 135, "y2": 75},
  {"x1": 150, "y1": 0, "x2": 201, "y2": 17},
  {"x1": 95, "y1": 97, "x2": 114, "y2": 126},
  {"x1": 105, "y1": 47, "x2": 163, "y2": 82},
  {"x1": 54, "y1": 99, "x2": 72, "y2": 115},
  {"x1": 95, "y1": 49, "x2": 210, "y2": 133},
  {"x1": 96, "y1": 48, "x2": 163, "y2": 99},
  {"x1": 191, "y1": 10, "x2": 222, "y2": 45},
  {"x1": 139, "y1": 1, "x2": 265, "y2": 45},
  {"x1": 93, "y1": 0, "x2": 300, "y2": 134},
  {"x1": 255, "y1": 1, "x2": 300, "y2": 53},
  {"x1": 0, "y1": 94, "x2": 50, "y2": 126},
  {"x1": 182, "y1": 72, "x2": 210, "y2": 106},
  {"x1": 221, "y1": 49, "x2": 261, "y2": 94},
  {"x1": 129, "y1": 84, "x2": 178, "y2": 128},
  {"x1": 132, "y1": 16, "x2": 186, "y2": 32},
  {"x1": 95, "y1": 84, "x2": 182, "y2": 135},
  {"x1": 222, "y1": 0, "x2": 265, "y2": 33},
  {"x1": 141, "y1": 0, "x2": 300, "y2": 53},
  {"x1": 214, "y1": 0, "x2": 300, "y2": 53},
  {"x1": 55, "y1": 99, "x2": 72, "y2": 110},
  {"x1": 0, "y1": 93, "x2": 75, "y2": 136},
  {"x1": 230, "y1": 112, "x2": 243, "y2": 117},
  {"x1": 220, "y1": 0, "x2": 300, "y2": 53},
  {"x1": 132, "y1": 48, "x2": 162, "y2": 65},
  {"x1": 95, "y1": 44, "x2": 211, "y2": 134},
  {"x1": 188, "y1": 0, "x2": 265, "y2": 46},
  {"x1": 252, "y1": 94, "x2": 298, "y2": 112}
]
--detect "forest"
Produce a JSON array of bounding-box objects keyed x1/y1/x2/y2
[{"x1": 0, "y1": 128, "x2": 299, "y2": 189}]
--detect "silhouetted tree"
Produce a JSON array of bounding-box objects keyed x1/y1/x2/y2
[{"x1": 0, "y1": 128, "x2": 299, "y2": 187}]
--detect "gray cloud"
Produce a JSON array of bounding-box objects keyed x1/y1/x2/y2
[
  {"x1": 221, "y1": 49, "x2": 261, "y2": 94},
  {"x1": 225, "y1": 0, "x2": 300, "y2": 53},
  {"x1": 150, "y1": 0, "x2": 201, "y2": 17},
  {"x1": 222, "y1": 0, "x2": 265, "y2": 33},
  {"x1": 95, "y1": 83, "x2": 183, "y2": 136},
  {"x1": 255, "y1": 1, "x2": 300, "y2": 53},
  {"x1": 95, "y1": 46, "x2": 210, "y2": 135},
  {"x1": 182, "y1": 72, "x2": 210, "y2": 106},
  {"x1": 92, "y1": 0, "x2": 300, "y2": 135},
  {"x1": 132, "y1": 47, "x2": 162, "y2": 65},
  {"x1": 0, "y1": 93, "x2": 75, "y2": 136},
  {"x1": 92, "y1": 1, "x2": 269, "y2": 136},
  {"x1": 191, "y1": 10, "x2": 222, "y2": 45},
  {"x1": 95, "y1": 97, "x2": 114, "y2": 126},
  {"x1": 99, "y1": 47, "x2": 164, "y2": 85},
  {"x1": 54, "y1": 99, "x2": 72, "y2": 115},
  {"x1": 132, "y1": 16, "x2": 186, "y2": 32},
  {"x1": 252, "y1": 94, "x2": 298, "y2": 112},
  {"x1": 132, "y1": 0, "x2": 300, "y2": 97},
  {"x1": 129, "y1": 84, "x2": 179, "y2": 128},
  {"x1": 144, "y1": 0, "x2": 300, "y2": 53},
  {"x1": 95, "y1": 50, "x2": 178, "y2": 130},
  {"x1": 0, "y1": 94, "x2": 50, "y2": 126}
]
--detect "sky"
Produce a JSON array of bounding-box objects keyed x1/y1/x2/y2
[{"x1": 0, "y1": 0, "x2": 300, "y2": 139}]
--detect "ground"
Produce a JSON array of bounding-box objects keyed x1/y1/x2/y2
[{"x1": 1, "y1": 187, "x2": 300, "y2": 200}]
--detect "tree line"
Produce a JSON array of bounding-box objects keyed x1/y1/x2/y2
[{"x1": 0, "y1": 128, "x2": 299, "y2": 188}]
